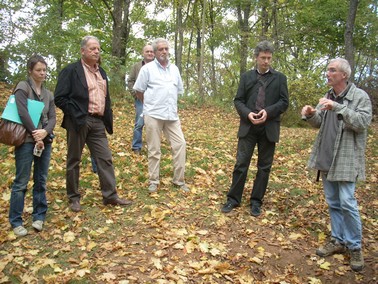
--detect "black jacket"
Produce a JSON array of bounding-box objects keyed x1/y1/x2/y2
[
  {"x1": 54, "y1": 61, "x2": 113, "y2": 134},
  {"x1": 234, "y1": 68, "x2": 289, "y2": 142}
]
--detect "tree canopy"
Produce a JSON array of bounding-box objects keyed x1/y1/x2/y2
[{"x1": 1, "y1": 0, "x2": 377, "y2": 121}]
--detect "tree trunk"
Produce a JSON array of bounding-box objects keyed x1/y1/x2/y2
[
  {"x1": 110, "y1": 0, "x2": 131, "y2": 64},
  {"x1": 55, "y1": 0, "x2": 64, "y2": 73},
  {"x1": 209, "y1": 0, "x2": 217, "y2": 97},
  {"x1": 111, "y1": 0, "x2": 123, "y2": 59},
  {"x1": 345, "y1": 0, "x2": 359, "y2": 82},
  {"x1": 260, "y1": 0, "x2": 269, "y2": 39},
  {"x1": 185, "y1": 30, "x2": 194, "y2": 92},
  {"x1": 198, "y1": 0, "x2": 206, "y2": 98},
  {"x1": 237, "y1": 2, "x2": 251, "y2": 76},
  {"x1": 121, "y1": 0, "x2": 132, "y2": 64},
  {"x1": 0, "y1": 51, "x2": 7, "y2": 82},
  {"x1": 175, "y1": 0, "x2": 183, "y2": 74}
]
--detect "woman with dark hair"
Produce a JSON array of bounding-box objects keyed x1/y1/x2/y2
[{"x1": 9, "y1": 54, "x2": 56, "y2": 237}]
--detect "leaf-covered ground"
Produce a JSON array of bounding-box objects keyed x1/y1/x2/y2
[{"x1": 0, "y1": 82, "x2": 377, "y2": 283}]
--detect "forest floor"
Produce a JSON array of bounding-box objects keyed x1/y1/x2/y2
[{"x1": 0, "y1": 82, "x2": 377, "y2": 283}]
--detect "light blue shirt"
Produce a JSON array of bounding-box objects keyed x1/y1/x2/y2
[{"x1": 133, "y1": 58, "x2": 184, "y2": 121}]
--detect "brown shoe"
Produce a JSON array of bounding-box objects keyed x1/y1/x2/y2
[
  {"x1": 103, "y1": 197, "x2": 132, "y2": 206},
  {"x1": 316, "y1": 239, "x2": 346, "y2": 257},
  {"x1": 350, "y1": 249, "x2": 364, "y2": 272},
  {"x1": 70, "y1": 200, "x2": 81, "y2": 212}
]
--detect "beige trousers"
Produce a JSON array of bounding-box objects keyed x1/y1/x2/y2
[{"x1": 144, "y1": 115, "x2": 186, "y2": 186}]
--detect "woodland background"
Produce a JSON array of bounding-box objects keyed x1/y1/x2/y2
[{"x1": 0, "y1": 0, "x2": 377, "y2": 123}]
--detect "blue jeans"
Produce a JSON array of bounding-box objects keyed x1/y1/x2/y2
[
  {"x1": 322, "y1": 173, "x2": 362, "y2": 250},
  {"x1": 132, "y1": 99, "x2": 144, "y2": 150},
  {"x1": 9, "y1": 142, "x2": 52, "y2": 228}
]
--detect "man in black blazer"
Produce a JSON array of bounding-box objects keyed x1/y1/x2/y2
[
  {"x1": 221, "y1": 40, "x2": 289, "y2": 216},
  {"x1": 55, "y1": 35, "x2": 132, "y2": 212}
]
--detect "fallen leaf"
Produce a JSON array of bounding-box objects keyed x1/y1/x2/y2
[
  {"x1": 319, "y1": 261, "x2": 331, "y2": 270},
  {"x1": 63, "y1": 231, "x2": 75, "y2": 243}
]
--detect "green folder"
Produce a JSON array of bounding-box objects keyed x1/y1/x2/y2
[{"x1": 1, "y1": 95, "x2": 45, "y2": 128}]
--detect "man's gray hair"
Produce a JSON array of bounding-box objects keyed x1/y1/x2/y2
[
  {"x1": 330, "y1": 58, "x2": 352, "y2": 79},
  {"x1": 151, "y1": 38, "x2": 169, "y2": 52},
  {"x1": 81, "y1": 35, "x2": 100, "y2": 48},
  {"x1": 254, "y1": 40, "x2": 274, "y2": 57}
]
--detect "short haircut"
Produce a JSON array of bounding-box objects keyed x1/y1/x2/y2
[
  {"x1": 27, "y1": 54, "x2": 47, "y2": 72},
  {"x1": 81, "y1": 35, "x2": 100, "y2": 48},
  {"x1": 151, "y1": 38, "x2": 169, "y2": 52},
  {"x1": 254, "y1": 40, "x2": 274, "y2": 57},
  {"x1": 330, "y1": 58, "x2": 352, "y2": 79}
]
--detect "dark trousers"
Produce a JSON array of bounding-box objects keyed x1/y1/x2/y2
[
  {"x1": 65, "y1": 116, "x2": 118, "y2": 202},
  {"x1": 227, "y1": 126, "x2": 276, "y2": 206}
]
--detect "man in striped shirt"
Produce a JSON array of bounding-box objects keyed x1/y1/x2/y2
[{"x1": 55, "y1": 35, "x2": 132, "y2": 212}]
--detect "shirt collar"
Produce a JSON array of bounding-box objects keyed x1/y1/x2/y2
[
  {"x1": 154, "y1": 58, "x2": 170, "y2": 69},
  {"x1": 256, "y1": 68, "x2": 271, "y2": 75},
  {"x1": 81, "y1": 59, "x2": 99, "y2": 73},
  {"x1": 329, "y1": 82, "x2": 351, "y2": 100}
]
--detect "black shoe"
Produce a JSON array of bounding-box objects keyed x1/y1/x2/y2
[
  {"x1": 221, "y1": 201, "x2": 239, "y2": 213},
  {"x1": 250, "y1": 205, "x2": 261, "y2": 217}
]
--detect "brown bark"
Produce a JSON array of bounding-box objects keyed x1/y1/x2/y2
[
  {"x1": 344, "y1": 0, "x2": 359, "y2": 81},
  {"x1": 237, "y1": 2, "x2": 251, "y2": 76}
]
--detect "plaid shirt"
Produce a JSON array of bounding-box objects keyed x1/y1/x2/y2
[{"x1": 307, "y1": 83, "x2": 372, "y2": 182}]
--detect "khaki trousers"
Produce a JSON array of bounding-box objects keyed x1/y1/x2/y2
[{"x1": 144, "y1": 115, "x2": 186, "y2": 186}]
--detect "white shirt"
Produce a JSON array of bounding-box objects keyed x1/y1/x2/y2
[{"x1": 133, "y1": 58, "x2": 183, "y2": 121}]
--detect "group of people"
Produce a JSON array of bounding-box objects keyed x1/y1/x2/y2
[
  {"x1": 9, "y1": 36, "x2": 190, "y2": 235},
  {"x1": 8, "y1": 36, "x2": 371, "y2": 273}
]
